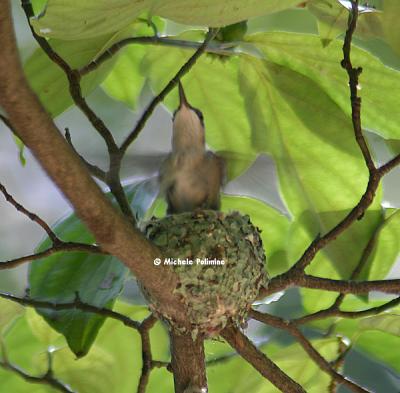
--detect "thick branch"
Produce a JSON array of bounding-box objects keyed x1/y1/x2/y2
[
  {"x1": 250, "y1": 310, "x2": 371, "y2": 393},
  {"x1": 20, "y1": 0, "x2": 118, "y2": 156},
  {"x1": 0, "y1": 1, "x2": 187, "y2": 328},
  {"x1": 221, "y1": 325, "x2": 306, "y2": 393},
  {"x1": 21, "y1": 0, "x2": 135, "y2": 224},
  {"x1": 170, "y1": 331, "x2": 207, "y2": 393}
]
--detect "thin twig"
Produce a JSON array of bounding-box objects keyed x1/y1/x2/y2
[
  {"x1": 137, "y1": 314, "x2": 158, "y2": 393},
  {"x1": 79, "y1": 36, "x2": 233, "y2": 76},
  {"x1": 65, "y1": 128, "x2": 107, "y2": 182},
  {"x1": 341, "y1": 0, "x2": 375, "y2": 174},
  {"x1": 297, "y1": 274, "x2": 400, "y2": 295},
  {"x1": 0, "y1": 243, "x2": 103, "y2": 270},
  {"x1": 294, "y1": 219, "x2": 380, "y2": 324},
  {"x1": 275, "y1": 0, "x2": 376, "y2": 275},
  {"x1": 250, "y1": 310, "x2": 371, "y2": 393},
  {"x1": 0, "y1": 181, "x2": 103, "y2": 270},
  {"x1": 21, "y1": 0, "x2": 118, "y2": 155},
  {"x1": 0, "y1": 344, "x2": 73, "y2": 393},
  {"x1": 21, "y1": 0, "x2": 135, "y2": 224},
  {"x1": 378, "y1": 153, "x2": 400, "y2": 176},
  {"x1": 221, "y1": 324, "x2": 306, "y2": 392},
  {"x1": 119, "y1": 28, "x2": 219, "y2": 155},
  {"x1": 0, "y1": 292, "x2": 141, "y2": 330},
  {"x1": 294, "y1": 296, "x2": 400, "y2": 325},
  {"x1": 0, "y1": 182, "x2": 58, "y2": 243},
  {"x1": 329, "y1": 338, "x2": 349, "y2": 393}
]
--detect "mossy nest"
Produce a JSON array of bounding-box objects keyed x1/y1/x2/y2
[{"x1": 143, "y1": 210, "x2": 268, "y2": 337}]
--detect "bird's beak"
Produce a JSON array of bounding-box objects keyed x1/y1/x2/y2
[{"x1": 178, "y1": 82, "x2": 189, "y2": 108}]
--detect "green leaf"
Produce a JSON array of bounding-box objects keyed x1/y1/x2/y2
[
  {"x1": 386, "y1": 139, "x2": 400, "y2": 154},
  {"x1": 216, "y1": 21, "x2": 248, "y2": 43},
  {"x1": 221, "y1": 195, "x2": 290, "y2": 276},
  {"x1": 361, "y1": 210, "x2": 400, "y2": 281},
  {"x1": 25, "y1": 307, "x2": 64, "y2": 347},
  {"x1": 382, "y1": 0, "x2": 400, "y2": 55},
  {"x1": 0, "y1": 298, "x2": 24, "y2": 335},
  {"x1": 356, "y1": 331, "x2": 400, "y2": 373},
  {"x1": 12, "y1": 136, "x2": 26, "y2": 166},
  {"x1": 308, "y1": 0, "x2": 383, "y2": 46},
  {"x1": 359, "y1": 313, "x2": 400, "y2": 336},
  {"x1": 0, "y1": 300, "x2": 149, "y2": 392},
  {"x1": 101, "y1": 44, "x2": 147, "y2": 110},
  {"x1": 28, "y1": 183, "x2": 147, "y2": 357},
  {"x1": 206, "y1": 338, "x2": 340, "y2": 392},
  {"x1": 155, "y1": 0, "x2": 300, "y2": 27},
  {"x1": 24, "y1": 30, "x2": 128, "y2": 117},
  {"x1": 142, "y1": 33, "x2": 257, "y2": 179},
  {"x1": 32, "y1": 0, "x2": 300, "y2": 40},
  {"x1": 335, "y1": 316, "x2": 400, "y2": 373},
  {"x1": 31, "y1": 0, "x2": 149, "y2": 40},
  {"x1": 246, "y1": 32, "x2": 400, "y2": 139},
  {"x1": 1, "y1": 317, "x2": 51, "y2": 392},
  {"x1": 239, "y1": 55, "x2": 382, "y2": 278},
  {"x1": 28, "y1": 214, "x2": 128, "y2": 357},
  {"x1": 101, "y1": 18, "x2": 164, "y2": 110}
]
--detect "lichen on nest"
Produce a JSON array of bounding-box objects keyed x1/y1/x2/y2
[{"x1": 143, "y1": 210, "x2": 268, "y2": 338}]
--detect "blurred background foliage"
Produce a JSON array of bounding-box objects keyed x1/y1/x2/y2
[{"x1": 0, "y1": 0, "x2": 400, "y2": 391}]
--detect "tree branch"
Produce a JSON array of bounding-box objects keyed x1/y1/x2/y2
[
  {"x1": 21, "y1": 0, "x2": 135, "y2": 225},
  {"x1": 293, "y1": 223, "x2": 381, "y2": 325},
  {"x1": 137, "y1": 314, "x2": 158, "y2": 393},
  {"x1": 119, "y1": 28, "x2": 219, "y2": 155},
  {"x1": 0, "y1": 292, "x2": 141, "y2": 330},
  {"x1": 170, "y1": 331, "x2": 207, "y2": 393},
  {"x1": 250, "y1": 310, "x2": 371, "y2": 393},
  {"x1": 0, "y1": 243, "x2": 103, "y2": 270},
  {"x1": 64, "y1": 128, "x2": 107, "y2": 182},
  {"x1": 296, "y1": 274, "x2": 400, "y2": 295},
  {"x1": 79, "y1": 35, "x2": 233, "y2": 76},
  {"x1": 341, "y1": 0, "x2": 375, "y2": 173},
  {"x1": 0, "y1": 1, "x2": 188, "y2": 329},
  {"x1": 20, "y1": 0, "x2": 118, "y2": 156},
  {"x1": 221, "y1": 325, "x2": 306, "y2": 393},
  {"x1": 378, "y1": 153, "x2": 400, "y2": 176},
  {"x1": 294, "y1": 296, "x2": 400, "y2": 325},
  {"x1": 0, "y1": 180, "x2": 104, "y2": 270},
  {"x1": 0, "y1": 182, "x2": 58, "y2": 243},
  {"x1": 0, "y1": 344, "x2": 73, "y2": 393}
]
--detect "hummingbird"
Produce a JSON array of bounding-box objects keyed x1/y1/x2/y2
[{"x1": 159, "y1": 83, "x2": 225, "y2": 214}]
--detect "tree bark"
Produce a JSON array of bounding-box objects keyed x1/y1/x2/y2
[
  {"x1": 0, "y1": 0, "x2": 188, "y2": 329},
  {"x1": 170, "y1": 331, "x2": 207, "y2": 393}
]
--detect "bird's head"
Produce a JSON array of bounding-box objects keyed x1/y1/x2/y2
[{"x1": 172, "y1": 83, "x2": 205, "y2": 152}]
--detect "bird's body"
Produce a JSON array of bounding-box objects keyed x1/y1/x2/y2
[{"x1": 159, "y1": 83, "x2": 225, "y2": 214}]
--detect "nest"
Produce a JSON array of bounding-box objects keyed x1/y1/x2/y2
[{"x1": 143, "y1": 210, "x2": 268, "y2": 338}]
